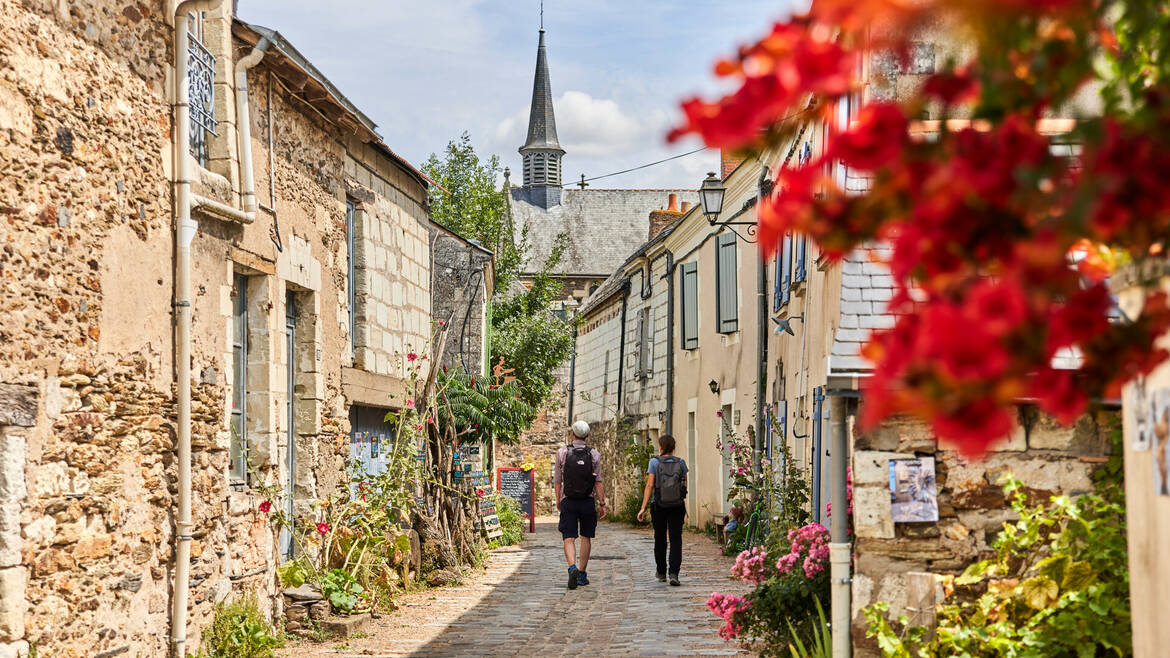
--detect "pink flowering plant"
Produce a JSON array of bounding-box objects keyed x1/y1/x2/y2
[{"x1": 708, "y1": 426, "x2": 832, "y2": 655}]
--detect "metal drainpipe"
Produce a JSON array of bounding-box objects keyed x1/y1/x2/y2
[
  {"x1": 755, "y1": 227, "x2": 767, "y2": 473},
  {"x1": 664, "y1": 250, "x2": 674, "y2": 436},
  {"x1": 170, "y1": 3, "x2": 222, "y2": 655},
  {"x1": 615, "y1": 279, "x2": 631, "y2": 419},
  {"x1": 829, "y1": 393, "x2": 852, "y2": 658},
  {"x1": 566, "y1": 324, "x2": 577, "y2": 424}
]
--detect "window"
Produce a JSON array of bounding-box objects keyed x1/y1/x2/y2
[
  {"x1": 346, "y1": 198, "x2": 357, "y2": 352},
  {"x1": 230, "y1": 273, "x2": 249, "y2": 481},
  {"x1": 602, "y1": 350, "x2": 610, "y2": 393},
  {"x1": 641, "y1": 263, "x2": 652, "y2": 299},
  {"x1": 793, "y1": 236, "x2": 807, "y2": 284},
  {"x1": 775, "y1": 233, "x2": 794, "y2": 309},
  {"x1": 715, "y1": 233, "x2": 738, "y2": 333},
  {"x1": 187, "y1": 12, "x2": 216, "y2": 166},
  {"x1": 679, "y1": 262, "x2": 698, "y2": 349}
]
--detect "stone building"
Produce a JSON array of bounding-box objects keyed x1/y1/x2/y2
[
  {"x1": 428, "y1": 224, "x2": 494, "y2": 376},
  {"x1": 0, "y1": 2, "x2": 436, "y2": 655}
]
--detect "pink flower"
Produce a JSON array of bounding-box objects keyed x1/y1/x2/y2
[
  {"x1": 413, "y1": 424, "x2": 423, "y2": 431},
  {"x1": 258, "y1": 500, "x2": 272, "y2": 513},
  {"x1": 716, "y1": 410, "x2": 724, "y2": 418},
  {"x1": 317, "y1": 522, "x2": 330, "y2": 535},
  {"x1": 406, "y1": 399, "x2": 415, "y2": 408},
  {"x1": 439, "y1": 320, "x2": 446, "y2": 326},
  {"x1": 407, "y1": 352, "x2": 418, "y2": 362}
]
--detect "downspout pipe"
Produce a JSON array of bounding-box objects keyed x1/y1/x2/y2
[
  {"x1": 755, "y1": 195, "x2": 768, "y2": 474},
  {"x1": 567, "y1": 324, "x2": 577, "y2": 424},
  {"x1": 171, "y1": 3, "x2": 223, "y2": 655},
  {"x1": 615, "y1": 278, "x2": 631, "y2": 419},
  {"x1": 663, "y1": 250, "x2": 674, "y2": 436},
  {"x1": 828, "y1": 392, "x2": 852, "y2": 658},
  {"x1": 234, "y1": 36, "x2": 270, "y2": 217}
]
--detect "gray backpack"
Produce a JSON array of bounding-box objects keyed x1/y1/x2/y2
[{"x1": 654, "y1": 456, "x2": 686, "y2": 508}]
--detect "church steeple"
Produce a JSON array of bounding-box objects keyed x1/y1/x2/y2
[{"x1": 519, "y1": 28, "x2": 565, "y2": 208}]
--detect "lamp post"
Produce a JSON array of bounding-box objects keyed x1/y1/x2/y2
[{"x1": 700, "y1": 172, "x2": 726, "y2": 224}]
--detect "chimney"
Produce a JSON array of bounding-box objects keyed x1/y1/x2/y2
[
  {"x1": 681, "y1": 201, "x2": 692, "y2": 213},
  {"x1": 649, "y1": 194, "x2": 685, "y2": 239},
  {"x1": 721, "y1": 148, "x2": 745, "y2": 178}
]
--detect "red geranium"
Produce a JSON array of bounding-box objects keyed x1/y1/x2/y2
[
  {"x1": 317, "y1": 522, "x2": 330, "y2": 535},
  {"x1": 258, "y1": 500, "x2": 272, "y2": 514}
]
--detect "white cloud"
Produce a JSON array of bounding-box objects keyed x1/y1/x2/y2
[{"x1": 493, "y1": 90, "x2": 648, "y2": 158}]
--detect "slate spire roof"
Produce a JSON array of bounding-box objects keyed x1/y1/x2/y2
[{"x1": 521, "y1": 30, "x2": 562, "y2": 152}]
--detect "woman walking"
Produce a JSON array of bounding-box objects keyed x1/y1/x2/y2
[{"x1": 637, "y1": 434, "x2": 689, "y2": 585}]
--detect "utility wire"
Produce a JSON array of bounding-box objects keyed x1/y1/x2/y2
[{"x1": 578, "y1": 146, "x2": 709, "y2": 184}]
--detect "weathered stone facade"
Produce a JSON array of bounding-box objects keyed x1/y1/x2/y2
[
  {"x1": 850, "y1": 409, "x2": 1118, "y2": 656},
  {"x1": 0, "y1": 3, "x2": 433, "y2": 656},
  {"x1": 429, "y1": 226, "x2": 493, "y2": 375}
]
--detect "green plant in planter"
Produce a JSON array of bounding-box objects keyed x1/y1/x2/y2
[
  {"x1": 322, "y1": 568, "x2": 365, "y2": 615},
  {"x1": 865, "y1": 474, "x2": 1131, "y2": 657},
  {"x1": 197, "y1": 595, "x2": 282, "y2": 658}
]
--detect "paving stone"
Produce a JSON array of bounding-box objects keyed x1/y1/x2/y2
[{"x1": 279, "y1": 517, "x2": 753, "y2": 656}]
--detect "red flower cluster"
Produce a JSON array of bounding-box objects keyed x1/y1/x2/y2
[{"x1": 672, "y1": 0, "x2": 1170, "y2": 456}]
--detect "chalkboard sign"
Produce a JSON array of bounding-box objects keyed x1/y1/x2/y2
[{"x1": 497, "y1": 467, "x2": 536, "y2": 532}]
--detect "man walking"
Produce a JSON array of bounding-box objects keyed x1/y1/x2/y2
[{"x1": 555, "y1": 420, "x2": 606, "y2": 589}]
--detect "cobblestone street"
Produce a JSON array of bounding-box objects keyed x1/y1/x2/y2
[{"x1": 280, "y1": 518, "x2": 752, "y2": 657}]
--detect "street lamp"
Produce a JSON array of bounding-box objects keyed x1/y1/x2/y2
[{"x1": 700, "y1": 172, "x2": 726, "y2": 225}]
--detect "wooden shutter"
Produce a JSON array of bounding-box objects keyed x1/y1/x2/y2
[
  {"x1": 646, "y1": 311, "x2": 655, "y2": 377},
  {"x1": 641, "y1": 306, "x2": 650, "y2": 377},
  {"x1": 779, "y1": 233, "x2": 793, "y2": 306},
  {"x1": 715, "y1": 233, "x2": 738, "y2": 333},
  {"x1": 680, "y1": 262, "x2": 699, "y2": 350},
  {"x1": 794, "y1": 235, "x2": 807, "y2": 283}
]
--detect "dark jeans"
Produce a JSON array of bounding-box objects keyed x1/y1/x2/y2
[{"x1": 652, "y1": 503, "x2": 685, "y2": 575}]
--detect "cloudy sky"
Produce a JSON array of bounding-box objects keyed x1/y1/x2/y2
[{"x1": 236, "y1": 0, "x2": 801, "y2": 188}]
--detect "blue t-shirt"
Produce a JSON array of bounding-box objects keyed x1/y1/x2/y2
[{"x1": 648, "y1": 456, "x2": 689, "y2": 476}]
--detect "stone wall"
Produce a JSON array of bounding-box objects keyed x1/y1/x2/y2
[
  {"x1": 429, "y1": 229, "x2": 491, "y2": 375},
  {"x1": 0, "y1": 3, "x2": 433, "y2": 655},
  {"x1": 849, "y1": 407, "x2": 1118, "y2": 656},
  {"x1": 498, "y1": 381, "x2": 567, "y2": 515}
]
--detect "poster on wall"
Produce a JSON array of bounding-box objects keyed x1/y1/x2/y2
[
  {"x1": 889, "y1": 457, "x2": 939, "y2": 523},
  {"x1": 1153, "y1": 388, "x2": 1170, "y2": 496},
  {"x1": 1132, "y1": 375, "x2": 1153, "y2": 452}
]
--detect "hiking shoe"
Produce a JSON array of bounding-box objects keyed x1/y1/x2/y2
[
  {"x1": 669, "y1": 574, "x2": 681, "y2": 586},
  {"x1": 656, "y1": 572, "x2": 667, "y2": 582},
  {"x1": 568, "y1": 565, "x2": 579, "y2": 590},
  {"x1": 577, "y1": 571, "x2": 589, "y2": 586}
]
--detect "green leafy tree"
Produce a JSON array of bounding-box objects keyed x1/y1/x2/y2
[
  {"x1": 490, "y1": 235, "x2": 574, "y2": 408},
  {"x1": 424, "y1": 134, "x2": 574, "y2": 411},
  {"x1": 422, "y1": 131, "x2": 521, "y2": 290},
  {"x1": 439, "y1": 366, "x2": 533, "y2": 445}
]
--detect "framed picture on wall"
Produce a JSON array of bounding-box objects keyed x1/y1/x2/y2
[{"x1": 889, "y1": 457, "x2": 939, "y2": 523}]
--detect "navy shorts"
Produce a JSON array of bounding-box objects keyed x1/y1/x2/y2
[{"x1": 558, "y1": 497, "x2": 597, "y2": 539}]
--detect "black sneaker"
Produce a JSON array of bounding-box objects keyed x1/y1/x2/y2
[
  {"x1": 656, "y1": 572, "x2": 667, "y2": 582},
  {"x1": 669, "y1": 574, "x2": 681, "y2": 586},
  {"x1": 577, "y1": 570, "x2": 589, "y2": 586},
  {"x1": 568, "y1": 565, "x2": 579, "y2": 590}
]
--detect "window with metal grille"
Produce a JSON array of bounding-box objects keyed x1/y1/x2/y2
[
  {"x1": 715, "y1": 233, "x2": 738, "y2": 333},
  {"x1": 679, "y1": 262, "x2": 698, "y2": 349},
  {"x1": 346, "y1": 198, "x2": 357, "y2": 354},
  {"x1": 187, "y1": 12, "x2": 216, "y2": 166},
  {"x1": 230, "y1": 273, "x2": 249, "y2": 482}
]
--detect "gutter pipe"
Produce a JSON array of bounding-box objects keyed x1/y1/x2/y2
[
  {"x1": 170, "y1": 5, "x2": 266, "y2": 653},
  {"x1": 567, "y1": 324, "x2": 577, "y2": 424},
  {"x1": 755, "y1": 186, "x2": 768, "y2": 473},
  {"x1": 615, "y1": 278, "x2": 631, "y2": 419},
  {"x1": 663, "y1": 250, "x2": 674, "y2": 436},
  {"x1": 828, "y1": 392, "x2": 852, "y2": 658}
]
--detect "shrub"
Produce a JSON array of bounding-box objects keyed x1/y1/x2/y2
[
  {"x1": 197, "y1": 595, "x2": 282, "y2": 658},
  {"x1": 492, "y1": 494, "x2": 525, "y2": 547},
  {"x1": 609, "y1": 489, "x2": 650, "y2": 526},
  {"x1": 865, "y1": 474, "x2": 1131, "y2": 656}
]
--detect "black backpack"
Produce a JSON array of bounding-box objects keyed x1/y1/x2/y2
[
  {"x1": 654, "y1": 456, "x2": 686, "y2": 508},
  {"x1": 562, "y1": 445, "x2": 595, "y2": 499}
]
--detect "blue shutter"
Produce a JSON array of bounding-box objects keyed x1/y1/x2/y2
[
  {"x1": 811, "y1": 386, "x2": 824, "y2": 525},
  {"x1": 794, "y1": 236, "x2": 807, "y2": 284},
  {"x1": 773, "y1": 251, "x2": 783, "y2": 312},
  {"x1": 779, "y1": 233, "x2": 793, "y2": 306}
]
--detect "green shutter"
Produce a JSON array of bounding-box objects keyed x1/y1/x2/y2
[
  {"x1": 680, "y1": 262, "x2": 699, "y2": 349},
  {"x1": 716, "y1": 233, "x2": 738, "y2": 333}
]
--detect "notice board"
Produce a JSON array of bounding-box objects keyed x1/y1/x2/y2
[{"x1": 497, "y1": 467, "x2": 536, "y2": 532}]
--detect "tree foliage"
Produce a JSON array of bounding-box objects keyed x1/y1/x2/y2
[
  {"x1": 423, "y1": 131, "x2": 522, "y2": 290},
  {"x1": 438, "y1": 366, "x2": 533, "y2": 445},
  {"x1": 424, "y1": 134, "x2": 573, "y2": 411},
  {"x1": 672, "y1": 0, "x2": 1170, "y2": 457}
]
